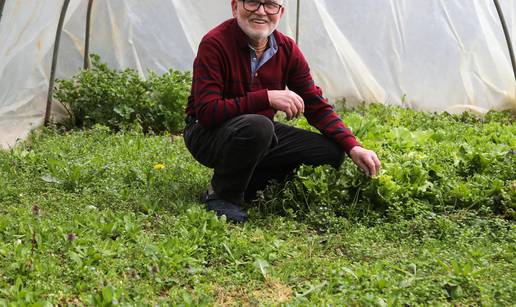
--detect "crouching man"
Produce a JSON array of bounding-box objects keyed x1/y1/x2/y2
[{"x1": 184, "y1": 0, "x2": 381, "y2": 222}]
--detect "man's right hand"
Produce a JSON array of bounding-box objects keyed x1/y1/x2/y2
[{"x1": 268, "y1": 90, "x2": 305, "y2": 120}]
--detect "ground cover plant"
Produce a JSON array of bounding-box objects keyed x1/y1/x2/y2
[{"x1": 0, "y1": 105, "x2": 514, "y2": 305}]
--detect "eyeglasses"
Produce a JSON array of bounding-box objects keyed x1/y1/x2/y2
[{"x1": 240, "y1": 0, "x2": 283, "y2": 15}]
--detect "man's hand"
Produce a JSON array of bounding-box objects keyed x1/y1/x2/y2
[
  {"x1": 349, "y1": 146, "x2": 381, "y2": 177},
  {"x1": 268, "y1": 90, "x2": 305, "y2": 120}
]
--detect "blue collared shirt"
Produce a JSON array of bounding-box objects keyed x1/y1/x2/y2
[{"x1": 250, "y1": 34, "x2": 278, "y2": 77}]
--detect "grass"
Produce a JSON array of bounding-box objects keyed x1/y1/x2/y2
[{"x1": 0, "y1": 107, "x2": 515, "y2": 305}]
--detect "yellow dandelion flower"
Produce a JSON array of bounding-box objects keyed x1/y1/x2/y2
[{"x1": 153, "y1": 163, "x2": 166, "y2": 170}]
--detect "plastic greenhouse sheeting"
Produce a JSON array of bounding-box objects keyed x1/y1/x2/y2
[{"x1": 0, "y1": 0, "x2": 515, "y2": 149}]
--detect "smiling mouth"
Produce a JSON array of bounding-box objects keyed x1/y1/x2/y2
[{"x1": 251, "y1": 19, "x2": 268, "y2": 24}]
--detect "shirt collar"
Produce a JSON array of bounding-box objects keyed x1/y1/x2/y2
[{"x1": 268, "y1": 34, "x2": 278, "y2": 52}]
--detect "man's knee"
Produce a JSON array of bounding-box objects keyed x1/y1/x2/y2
[{"x1": 231, "y1": 114, "x2": 274, "y2": 148}]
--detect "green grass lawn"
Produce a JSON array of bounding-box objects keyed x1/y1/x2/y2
[{"x1": 0, "y1": 106, "x2": 514, "y2": 305}]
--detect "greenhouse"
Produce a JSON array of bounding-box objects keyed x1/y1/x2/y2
[{"x1": 0, "y1": 0, "x2": 514, "y2": 305}]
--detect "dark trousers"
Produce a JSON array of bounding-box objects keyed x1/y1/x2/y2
[{"x1": 183, "y1": 114, "x2": 344, "y2": 204}]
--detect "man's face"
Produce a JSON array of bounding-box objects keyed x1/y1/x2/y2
[{"x1": 232, "y1": 0, "x2": 285, "y2": 42}]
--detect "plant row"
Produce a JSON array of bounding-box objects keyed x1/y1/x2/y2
[{"x1": 262, "y1": 104, "x2": 515, "y2": 229}]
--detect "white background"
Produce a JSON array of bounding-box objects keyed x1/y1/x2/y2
[{"x1": 1, "y1": 0, "x2": 515, "y2": 148}]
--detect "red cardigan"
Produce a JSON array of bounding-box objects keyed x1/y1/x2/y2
[{"x1": 186, "y1": 18, "x2": 360, "y2": 153}]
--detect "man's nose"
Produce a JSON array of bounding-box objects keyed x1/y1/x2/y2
[{"x1": 255, "y1": 3, "x2": 267, "y2": 15}]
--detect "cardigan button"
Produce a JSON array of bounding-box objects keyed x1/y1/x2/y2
[{"x1": 254, "y1": 73, "x2": 258, "y2": 77}]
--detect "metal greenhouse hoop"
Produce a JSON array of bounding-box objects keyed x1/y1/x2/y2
[
  {"x1": 493, "y1": 0, "x2": 516, "y2": 82},
  {"x1": 44, "y1": 0, "x2": 70, "y2": 126},
  {"x1": 295, "y1": 0, "x2": 300, "y2": 44},
  {"x1": 0, "y1": 0, "x2": 6, "y2": 26},
  {"x1": 84, "y1": 0, "x2": 94, "y2": 70}
]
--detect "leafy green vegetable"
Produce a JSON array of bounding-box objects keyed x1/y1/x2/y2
[{"x1": 264, "y1": 104, "x2": 515, "y2": 228}]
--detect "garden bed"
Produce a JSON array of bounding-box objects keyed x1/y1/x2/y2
[{"x1": 0, "y1": 105, "x2": 514, "y2": 305}]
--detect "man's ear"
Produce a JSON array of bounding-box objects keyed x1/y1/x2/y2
[
  {"x1": 279, "y1": 6, "x2": 285, "y2": 18},
  {"x1": 231, "y1": 0, "x2": 238, "y2": 17}
]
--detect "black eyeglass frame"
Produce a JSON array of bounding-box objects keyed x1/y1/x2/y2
[{"x1": 239, "y1": 0, "x2": 283, "y2": 15}]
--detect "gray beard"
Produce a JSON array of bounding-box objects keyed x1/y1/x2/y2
[{"x1": 237, "y1": 20, "x2": 275, "y2": 42}]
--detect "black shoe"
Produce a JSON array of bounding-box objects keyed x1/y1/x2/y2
[{"x1": 202, "y1": 191, "x2": 248, "y2": 223}]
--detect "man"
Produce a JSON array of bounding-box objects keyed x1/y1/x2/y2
[{"x1": 184, "y1": 0, "x2": 381, "y2": 222}]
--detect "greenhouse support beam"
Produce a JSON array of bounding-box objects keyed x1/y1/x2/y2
[
  {"x1": 84, "y1": 0, "x2": 94, "y2": 69},
  {"x1": 493, "y1": 0, "x2": 516, "y2": 82},
  {"x1": 45, "y1": 0, "x2": 70, "y2": 126},
  {"x1": 295, "y1": 0, "x2": 300, "y2": 44},
  {"x1": 0, "y1": 0, "x2": 6, "y2": 26}
]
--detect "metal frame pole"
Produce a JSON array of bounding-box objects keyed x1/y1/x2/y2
[
  {"x1": 295, "y1": 0, "x2": 300, "y2": 44},
  {"x1": 0, "y1": 0, "x2": 6, "y2": 26},
  {"x1": 44, "y1": 0, "x2": 70, "y2": 126},
  {"x1": 493, "y1": 0, "x2": 516, "y2": 81},
  {"x1": 84, "y1": 0, "x2": 94, "y2": 69}
]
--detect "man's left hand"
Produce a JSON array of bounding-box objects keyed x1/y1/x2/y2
[{"x1": 349, "y1": 146, "x2": 381, "y2": 177}]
